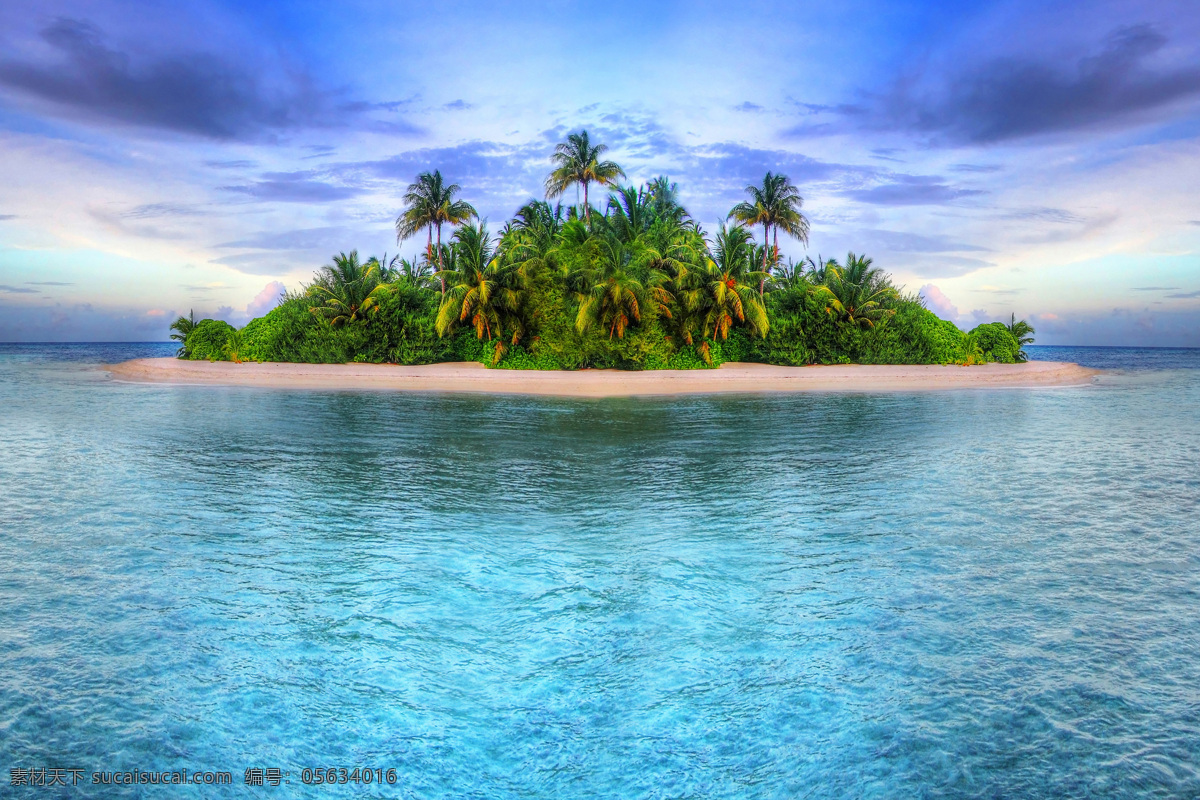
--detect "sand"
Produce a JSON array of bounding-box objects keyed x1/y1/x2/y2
[{"x1": 105, "y1": 358, "x2": 1099, "y2": 397}]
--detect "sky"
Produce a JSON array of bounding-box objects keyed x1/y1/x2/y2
[{"x1": 0, "y1": 0, "x2": 1198, "y2": 344}]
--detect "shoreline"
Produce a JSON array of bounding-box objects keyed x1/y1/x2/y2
[{"x1": 104, "y1": 358, "x2": 1100, "y2": 397}]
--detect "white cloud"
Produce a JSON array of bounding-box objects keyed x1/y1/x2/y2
[
  {"x1": 919, "y1": 283, "x2": 959, "y2": 322},
  {"x1": 246, "y1": 281, "x2": 285, "y2": 318}
]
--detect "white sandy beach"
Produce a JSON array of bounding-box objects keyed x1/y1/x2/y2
[{"x1": 105, "y1": 358, "x2": 1099, "y2": 397}]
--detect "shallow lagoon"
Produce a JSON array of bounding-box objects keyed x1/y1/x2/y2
[{"x1": 2, "y1": 344, "x2": 1198, "y2": 798}]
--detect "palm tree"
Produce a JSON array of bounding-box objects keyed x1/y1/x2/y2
[
  {"x1": 646, "y1": 175, "x2": 686, "y2": 224},
  {"x1": 395, "y1": 170, "x2": 478, "y2": 294},
  {"x1": 1007, "y1": 314, "x2": 1036, "y2": 362},
  {"x1": 169, "y1": 310, "x2": 197, "y2": 357},
  {"x1": 661, "y1": 225, "x2": 768, "y2": 362},
  {"x1": 709, "y1": 223, "x2": 765, "y2": 283},
  {"x1": 814, "y1": 252, "x2": 897, "y2": 329},
  {"x1": 308, "y1": 250, "x2": 390, "y2": 327},
  {"x1": 576, "y1": 268, "x2": 647, "y2": 340},
  {"x1": 728, "y1": 172, "x2": 810, "y2": 291},
  {"x1": 803, "y1": 255, "x2": 836, "y2": 285},
  {"x1": 698, "y1": 260, "x2": 769, "y2": 347},
  {"x1": 544, "y1": 131, "x2": 625, "y2": 225},
  {"x1": 573, "y1": 236, "x2": 673, "y2": 340},
  {"x1": 497, "y1": 200, "x2": 564, "y2": 279},
  {"x1": 437, "y1": 223, "x2": 529, "y2": 363},
  {"x1": 396, "y1": 256, "x2": 439, "y2": 291},
  {"x1": 607, "y1": 185, "x2": 654, "y2": 243},
  {"x1": 366, "y1": 253, "x2": 402, "y2": 282}
]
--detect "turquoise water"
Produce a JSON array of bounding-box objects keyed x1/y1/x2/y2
[{"x1": 2, "y1": 344, "x2": 1198, "y2": 798}]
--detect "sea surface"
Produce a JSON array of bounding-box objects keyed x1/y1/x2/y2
[{"x1": 1, "y1": 343, "x2": 1198, "y2": 799}]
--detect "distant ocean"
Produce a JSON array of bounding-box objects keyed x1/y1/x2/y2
[{"x1": 2, "y1": 343, "x2": 1198, "y2": 798}]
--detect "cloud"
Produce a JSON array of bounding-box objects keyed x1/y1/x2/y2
[
  {"x1": 121, "y1": 203, "x2": 207, "y2": 219},
  {"x1": 1001, "y1": 207, "x2": 1083, "y2": 224},
  {"x1": 901, "y1": 255, "x2": 996, "y2": 278},
  {"x1": 919, "y1": 284, "x2": 959, "y2": 321},
  {"x1": 443, "y1": 99, "x2": 472, "y2": 111},
  {"x1": 216, "y1": 226, "x2": 360, "y2": 251},
  {"x1": 220, "y1": 172, "x2": 360, "y2": 202},
  {"x1": 0, "y1": 301, "x2": 178, "y2": 341},
  {"x1": 950, "y1": 164, "x2": 1003, "y2": 173},
  {"x1": 205, "y1": 160, "x2": 256, "y2": 169},
  {"x1": 971, "y1": 285, "x2": 1022, "y2": 296},
  {"x1": 1166, "y1": 289, "x2": 1200, "y2": 299},
  {"x1": 1132, "y1": 285, "x2": 1181, "y2": 291},
  {"x1": 0, "y1": 285, "x2": 38, "y2": 294},
  {"x1": 246, "y1": 281, "x2": 285, "y2": 317},
  {"x1": 1030, "y1": 306, "x2": 1200, "y2": 346},
  {"x1": 684, "y1": 143, "x2": 846, "y2": 185},
  {"x1": 0, "y1": 18, "x2": 401, "y2": 140},
  {"x1": 25, "y1": 281, "x2": 73, "y2": 286},
  {"x1": 734, "y1": 102, "x2": 763, "y2": 112},
  {"x1": 869, "y1": 25, "x2": 1200, "y2": 143},
  {"x1": 0, "y1": 214, "x2": 16, "y2": 221},
  {"x1": 842, "y1": 174, "x2": 985, "y2": 206},
  {"x1": 856, "y1": 229, "x2": 989, "y2": 254}
]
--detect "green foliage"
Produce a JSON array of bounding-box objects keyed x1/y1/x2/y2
[
  {"x1": 184, "y1": 319, "x2": 236, "y2": 361},
  {"x1": 967, "y1": 322, "x2": 1022, "y2": 363},
  {"x1": 196, "y1": 147, "x2": 1013, "y2": 371},
  {"x1": 169, "y1": 311, "x2": 197, "y2": 358},
  {"x1": 235, "y1": 283, "x2": 449, "y2": 365},
  {"x1": 1007, "y1": 314, "x2": 1036, "y2": 362}
]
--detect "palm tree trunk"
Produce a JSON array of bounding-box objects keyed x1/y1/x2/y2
[
  {"x1": 583, "y1": 181, "x2": 590, "y2": 225},
  {"x1": 436, "y1": 222, "x2": 444, "y2": 297},
  {"x1": 760, "y1": 224, "x2": 770, "y2": 297}
]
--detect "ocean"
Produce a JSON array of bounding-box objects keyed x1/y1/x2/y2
[{"x1": 1, "y1": 343, "x2": 1198, "y2": 798}]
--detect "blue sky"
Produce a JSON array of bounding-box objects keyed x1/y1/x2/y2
[{"x1": 1, "y1": 0, "x2": 1198, "y2": 344}]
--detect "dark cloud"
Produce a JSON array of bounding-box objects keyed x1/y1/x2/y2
[
  {"x1": 220, "y1": 171, "x2": 360, "y2": 202},
  {"x1": 0, "y1": 214, "x2": 16, "y2": 220},
  {"x1": 443, "y1": 100, "x2": 472, "y2": 111},
  {"x1": 1132, "y1": 285, "x2": 1181, "y2": 291},
  {"x1": 0, "y1": 18, "x2": 410, "y2": 141},
  {"x1": 842, "y1": 174, "x2": 985, "y2": 206},
  {"x1": 1166, "y1": 289, "x2": 1200, "y2": 299},
  {"x1": 0, "y1": 285, "x2": 38, "y2": 294},
  {"x1": 950, "y1": 163, "x2": 1003, "y2": 173},
  {"x1": 872, "y1": 25, "x2": 1200, "y2": 143},
  {"x1": 26, "y1": 281, "x2": 73, "y2": 286},
  {"x1": 734, "y1": 102, "x2": 763, "y2": 112}
]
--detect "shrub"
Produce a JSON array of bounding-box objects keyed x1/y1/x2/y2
[
  {"x1": 184, "y1": 319, "x2": 236, "y2": 361},
  {"x1": 967, "y1": 322, "x2": 1021, "y2": 363}
]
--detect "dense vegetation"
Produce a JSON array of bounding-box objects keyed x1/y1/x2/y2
[{"x1": 172, "y1": 132, "x2": 1032, "y2": 369}]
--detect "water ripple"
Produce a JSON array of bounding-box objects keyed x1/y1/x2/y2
[{"x1": 1, "y1": 344, "x2": 1198, "y2": 798}]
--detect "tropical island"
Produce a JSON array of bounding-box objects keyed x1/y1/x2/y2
[
  {"x1": 108, "y1": 132, "x2": 1099, "y2": 394},
  {"x1": 169, "y1": 131, "x2": 1038, "y2": 370}
]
